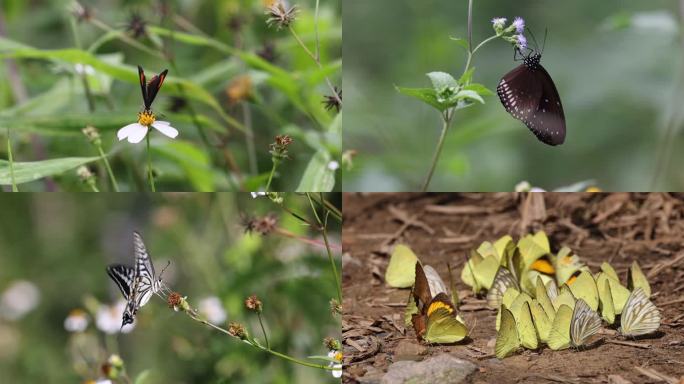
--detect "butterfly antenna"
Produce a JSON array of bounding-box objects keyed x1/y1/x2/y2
[
  {"x1": 446, "y1": 262, "x2": 459, "y2": 309},
  {"x1": 525, "y1": 27, "x2": 540, "y2": 53},
  {"x1": 159, "y1": 260, "x2": 171, "y2": 281},
  {"x1": 542, "y1": 28, "x2": 548, "y2": 55}
]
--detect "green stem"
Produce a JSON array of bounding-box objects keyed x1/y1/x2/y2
[
  {"x1": 146, "y1": 133, "x2": 155, "y2": 192},
  {"x1": 257, "y1": 312, "x2": 270, "y2": 349},
  {"x1": 288, "y1": 26, "x2": 342, "y2": 107},
  {"x1": 462, "y1": 35, "x2": 498, "y2": 79},
  {"x1": 306, "y1": 193, "x2": 342, "y2": 304},
  {"x1": 69, "y1": 17, "x2": 96, "y2": 112},
  {"x1": 184, "y1": 308, "x2": 330, "y2": 370},
  {"x1": 421, "y1": 114, "x2": 453, "y2": 192},
  {"x1": 265, "y1": 158, "x2": 279, "y2": 192},
  {"x1": 97, "y1": 145, "x2": 119, "y2": 192},
  {"x1": 6, "y1": 128, "x2": 17, "y2": 192}
]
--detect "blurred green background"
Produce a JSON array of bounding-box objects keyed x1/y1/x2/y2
[
  {"x1": 343, "y1": 0, "x2": 684, "y2": 191},
  {"x1": 0, "y1": 0, "x2": 341, "y2": 191},
  {"x1": 0, "y1": 193, "x2": 341, "y2": 383}
]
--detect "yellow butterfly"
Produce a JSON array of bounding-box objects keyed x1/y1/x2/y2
[
  {"x1": 627, "y1": 261, "x2": 651, "y2": 297},
  {"x1": 385, "y1": 244, "x2": 419, "y2": 288},
  {"x1": 495, "y1": 301, "x2": 536, "y2": 358}
]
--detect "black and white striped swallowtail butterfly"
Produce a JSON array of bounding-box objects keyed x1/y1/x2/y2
[
  {"x1": 497, "y1": 49, "x2": 566, "y2": 146},
  {"x1": 106, "y1": 232, "x2": 162, "y2": 327}
]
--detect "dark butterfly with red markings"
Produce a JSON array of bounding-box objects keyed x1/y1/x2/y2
[
  {"x1": 138, "y1": 65, "x2": 168, "y2": 112},
  {"x1": 497, "y1": 48, "x2": 566, "y2": 146}
]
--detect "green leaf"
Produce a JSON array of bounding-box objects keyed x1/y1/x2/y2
[
  {"x1": 296, "y1": 149, "x2": 335, "y2": 192},
  {"x1": 133, "y1": 370, "x2": 151, "y2": 384},
  {"x1": 463, "y1": 83, "x2": 494, "y2": 97},
  {"x1": 152, "y1": 140, "x2": 214, "y2": 191},
  {"x1": 0, "y1": 157, "x2": 99, "y2": 185},
  {"x1": 426, "y1": 71, "x2": 458, "y2": 91},
  {"x1": 449, "y1": 36, "x2": 469, "y2": 51},
  {"x1": 395, "y1": 86, "x2": 446, "y2": 111},
  {"x1": 458, "y1": 67, "x2": 476, "y2": 85},
  {"x1": 455, "y1": 90, "x2": 485, "y2": 104}
]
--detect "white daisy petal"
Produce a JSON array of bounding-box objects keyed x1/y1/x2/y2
[
  {"x1": 154, "y1": 120, "x2": 171, "y2": 126},
  {"x1": 117, "y1": 123, "x2": 143, "y2": 141},
  {"x1": 152, "y1": 121, "x2": 179, "y2": 139},
  {"x1": 127, "y1": 125, "x2": 149, "y2": 143}
]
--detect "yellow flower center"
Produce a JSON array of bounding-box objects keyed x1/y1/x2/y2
[
  {"x1": 138, "y1": 111, "x2": 156, "y2": 126},
  {"x1": 334, "y1": 351, "x2": 342, "y2": 362}
]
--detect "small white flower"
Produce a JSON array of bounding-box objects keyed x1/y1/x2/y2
[
  {"x1": 251, "y1": 192, "x2": 267, "y2": 198},
  {"x1": 75, "y1": 63, "x2": 95, "y2": 75},
  {"x1": 64, "y1": 309, "x2": 89, "y2": 332},
  {"x1": 0, "y1": 280, "x2": 41, "y2": 321},
  {"x1": 96, "y1": 300, "x2": 135, "y2": 334},
  {"x1": 491, "y1": 17, "x2": 507, "y2": 29},
  {"x1": 327, "y1": 350, "x2": 342, "y2": 378},
  {"x1": 117, "y1": 111, "x2": 178, "y2": 144},
  {"x1": 327, "y1": 161, "x2": 340, "y2": 171},
  {"x1": 198, "y1": 296, "x2": 227, "y2": 324}
]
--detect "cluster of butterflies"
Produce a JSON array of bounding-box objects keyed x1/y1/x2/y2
[
  {"x1": 460, "y1": 231, "x2": 661, "y2": 358},
  {"x1": 106, "y1": 232, "x2": 167, "y2": 328},
  {"x1": 383, "y1": 232, "x2": 661, "y2": 359}
]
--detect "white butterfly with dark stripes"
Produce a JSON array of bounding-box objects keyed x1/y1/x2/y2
[
  {"x1": 619, "y1": 288, "x2": 661, "y2": 336},
  {"x1": 570, "y1": 299, "x2": 602, "y2": 347},
  {"x1": 107, "y1": 232, "x2": 167, "y2": 328}
]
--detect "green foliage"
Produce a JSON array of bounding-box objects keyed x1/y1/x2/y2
[
  {"x1": 346, "y1": 0, "x2": 683, "y2": 191},
  {"x1": 0, "y1": 0, "x2": 341, "y2": 191},
  {"x1": 0, "y1": 193, "x2": 341, "y2": 383},
  {"x1": 0, "y1": 156, "x2": 98, "y2": 185}
]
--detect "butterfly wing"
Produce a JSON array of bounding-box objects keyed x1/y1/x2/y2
[
  {"x1": 620, "y1": 288, "x2": 661, "y2": 336},
  {"x1": 423, "y1": 293, "x2": 467, "y2": 344},
  {"x1": 568, "y1": 271, "x2": 599, "y2": 311},
  {"x1": 487, "y1": 266, "x2": 518, "y2": 309},
  {"x1": 106, "y1": 264, "x2": 135, "y2": 300},
  {"x1": 495, "y1": 304, "x2": 521, "y2": 359},
  {"x1": 144, "y1": 69, "x2": 168, "y2": 110},
  {"x1": 529, "y1": 300, "x2": 552, "y2": 343},
  {"x1": 498, "y1": 62, "x2": 566, "y2": 146},
  {"x1": 133, "y1": 231, "x2": 157, "y2": 308},
  {"x1": 628, "y1": 261, "x2": 651, "y2": 297},
  {"x1": 137, "y1": 66, "x2": 148, "y2": 109},
  {"x1": 547, "y1": 304, "x2": 572, "y2": 350},
  {"x1": 598, "y1": 277, "x2": 616, "y2": 324},
  {"x1": 570, "y1": 299, "x2": 601, "y2": 347},
  {"x1": 413, "y1": 262, "x2": 433, "y2": 312}
]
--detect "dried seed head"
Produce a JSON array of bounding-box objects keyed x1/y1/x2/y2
[
  {"x1": 77, "y1": 166, "x2": 94, "y2": 181},
  {"x1": 265, "y1": 1, "x2": 298, "y2": 30},
  {"x1": 70, "y1": 1, "x2": 92, "y2": 23},
  {"x1": 228, "y1": 322, "x2": 248, "y2": 339},
  {"x1": 323, "y1": 87, "x2": 342, "y2": 112},
  {"x1": 324, "y1": 337, "x2": 341, "y2": 351},
  {"x1": 245, "y1": 294, "x2": 263, "y2": 312},
  {"x1": 126, "y1": 12, "x2": 148, "y2": 39},
  {"x1": 82, "y1": 125, "x2": 101, "y2": 146},
  {"x1": 330, "y1": 298, "x2": 341, "y2": 316},
  {"x1": 168, "y1": 292, "x2": 183, "y2": 311},
  {"x1": 269, "y1": 135, "x2": 293, "y2": 160}
]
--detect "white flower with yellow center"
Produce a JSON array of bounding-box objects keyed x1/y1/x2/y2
[
  {"x1": 327, "y1": 350, "x2": 342, "y2": 378},
  {"x1": 117, "y1": 110, "x2": 178, "y2": 144}
]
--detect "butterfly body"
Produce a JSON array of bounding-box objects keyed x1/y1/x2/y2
[{"x1": 497, "y1": 52, "x2": 566, "y2": 146}]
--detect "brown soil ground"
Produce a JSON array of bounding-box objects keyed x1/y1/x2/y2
[{"x1": 342, "y1": 193, "x2": 684, "y2": 383}]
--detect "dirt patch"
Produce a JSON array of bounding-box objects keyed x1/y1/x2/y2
[{"x1": 342, "y1": 193, "x2": 684, "y2": 383}]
